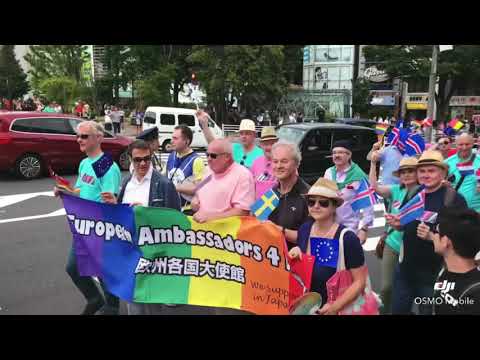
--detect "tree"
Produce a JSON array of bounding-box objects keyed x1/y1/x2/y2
[
  {"x1": 38, "y1": 76, "x2": 79, "y2": 112},
  {"x1": 363, "y1": 45, "x2": 480, "y2": 122},
  {"x1": 135, "y1": 69, "x2": 173, "y2": 108},
  {"x1": 0, "y1": 45, "x2": 30, "y2": 100},
  {"x1": 129, "y1": 45, "x2": 194, "y2": 106},
  {"x1": 351, "y1": 78, "x2": 371, "y2": 117},
  {"x1": 188, "y1": 45, "x2": 288, "y2": 123},
  {"x1": 283, "y1": 45, "x2": 304, "y2": 85},
  {"x1": 25, "y1": 45, "x2": 89, "y2": 92}
]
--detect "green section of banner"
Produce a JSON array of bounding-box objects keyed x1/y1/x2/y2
[{"x1": 133, "y1": 207, "x2": 192, "y2": 304}]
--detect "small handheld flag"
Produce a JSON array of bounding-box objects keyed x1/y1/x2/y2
[
  {"x1": 351, "y1": 179, "x2": 380, "y2": 212},
  {"x1": 457, "y1": 160, "x2": 475, "y2": 177},
  {"x1": 418, "y1": 211, "x2": 438, "y2": 224},
  {"x1": 476, "y1": 168, "x2": 480, "y2": 182},
  {"x1": 250, "y1": 189, "x2": 280, "y2": 221},
  {"x1": 423, "y1": 118, "x2": 433, "y2": 128},
  {"x1": 443, "y1": 126, "x2": 456, "y2": 137},
  {"x1": 48, "y1": 166, "x2": 75, "y2": 193},
  {"x1": 448, "y1": 118, "x2": 464, "y2": 131},
  {"x1": 398, "y1": 189, "x2": 426, "y2": 226},
  {"x1": 375, "y1": 123, "x2": 389, "y2": 136},
  {"x1": 92, "y1": 153, "x2": 114, "y2": 178},
  {"x1": 405, "y1": 133, "x2": 426, "y2": 156}
]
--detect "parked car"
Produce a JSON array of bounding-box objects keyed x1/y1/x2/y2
[
  {"x1": 142, "y1": 106, "x2": 223, "y2": 151},
  {"x1": 276, "y1": 123, "x2": 377, "y2": 184},
  {"x1": 334, "y1": 118, "x2": 378, "y2": 129},
  {"x1": 0, "y1": 112, "x2": 132, "y2": 180}
]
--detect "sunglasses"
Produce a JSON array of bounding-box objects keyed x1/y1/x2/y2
[
  {"x1": 132, "y1": 155, "x2": 152, "y2": 164},
  {"x1": 206, "y1": 152, "x2": 226, "y2": 160},
  {"x1": 76, "y1": 134, "x2": 91, "y2": 140},
  {"x1": 439, "y1": 141, "x2": 450, "y2": 145},
  {"x1": 307, "y1": 198, "x2": 331, "y2": 208},
  {"x1": 240, "y1": 155, "x2": 247, "y2": 166}
]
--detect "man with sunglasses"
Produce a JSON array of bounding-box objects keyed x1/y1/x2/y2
[
  {"x1": 136, "y1": 127, "x2": 162, "y2": 172},
  {"x1": 232, "y1": 119, "x2": 264, "y2": 169},
  {"x1": 432, "y1": 136, "x2": 456, "y2": 160},
  {"x1": 192, "y1": 138, "x2": 255, "y2": 224},
  {"x1": 102, "y1": 139, "x2": 182, "y2": 315},
  {"x1": 427, "y1": 207, "x2": 480, "y2": 315},
  {"x1": 445, "y1": 132, "x2": 480, "y2": 212},
  {"x1": 54, "y1": 121, "x2": 122, "y2": 315}
]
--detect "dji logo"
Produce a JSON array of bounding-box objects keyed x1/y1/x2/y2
[{"x1": 434, "y1": 280, "x2": 455, "y2": 293}]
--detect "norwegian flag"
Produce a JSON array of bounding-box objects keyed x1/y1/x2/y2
[
  {"x1": 457, "y1": 160, "x2": 475, "y2": 177},
  {"x1": 398, "y1": 189, "x2": 426, "y2": 226},
  {"x1": 351, "y1": 179, "x2": 380, "y2": 212},
  {"x1": 405, "y1": 134, "x2": 426, "y2": 156}
]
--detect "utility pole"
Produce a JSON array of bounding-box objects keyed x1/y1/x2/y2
[{"x1": 426, "y1": 45, "x2": 438, "y2": 143}]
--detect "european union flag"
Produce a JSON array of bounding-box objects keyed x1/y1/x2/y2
[
  {"x1": 250, "y1": 189, "x2": 280, "y2": 221},
  {"x1": 92, "y1": 153, "x2": 114, "y2": 178},
  {"x1": 311, "y1": 237, "x2": 339, "y2": 269}
]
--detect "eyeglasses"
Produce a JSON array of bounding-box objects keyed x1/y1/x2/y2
[
  {"x1": 76, "y1": 134, "x2": 90, "y2": 140},
  {"x1": 307, "y1": 198, "x2": 331, "y2": 208},
  {"x1": 206, "y1": 152, "x2": 227, "y2": 160},
  {"x1": 132, "y1": 155, "x2": 152, "y2": 164},
  {"x1": 240, "y1": 155, "x2": 247, "y2": 166}
]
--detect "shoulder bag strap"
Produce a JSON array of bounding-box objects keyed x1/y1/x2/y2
[{"x1": 336, "y1": 227, "x2": 349, "y2": 272}]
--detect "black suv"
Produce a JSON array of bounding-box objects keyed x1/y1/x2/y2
[
  {"x1": 276, "y1": 123, "x2": 377, "y2": 185},
  {"x1": 334, "y1": 118, "x2": 377, "y2": 129}
]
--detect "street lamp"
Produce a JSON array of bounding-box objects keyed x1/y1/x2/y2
[{"x1": 426, "y1": 45, "x2": 453, "y2": 143}]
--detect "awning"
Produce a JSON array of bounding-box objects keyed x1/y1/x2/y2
[{"x1": 406, "y1": 103, "x2": 427, "y2": 110}]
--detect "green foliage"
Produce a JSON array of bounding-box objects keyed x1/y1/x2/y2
[
  {"x1": 25, "y1": 45, "x2": 89, "y2": 92},
  {"x1": 38, "y1": 76, "x2": 79, "y2": 111},
  {"x1": 351, "y1": 78, "x2": 371, "y2": 117},
  {"x1": 0, "y1": 45, "x2": 30, "y2": 100},
  {"x1": 188, "y1": 45, "x2": 288, "y2": 121},
  {"x1": 134, "y1": 69, "x2": 173, "y2": 108},
  {"x1": 363, "y1": 45, "x2": 480, "y2": 120}
]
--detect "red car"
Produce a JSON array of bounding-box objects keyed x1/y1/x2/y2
[{"x1": 0, "y1": 112, "x2": 132, "y2": 179}]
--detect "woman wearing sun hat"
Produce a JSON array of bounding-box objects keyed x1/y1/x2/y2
[
  {"x1": 289, "y1": 177, "x2": 367, "y2": 315},
  {"x1": 369, "y1": 156, "x2": 420, "y2": 314}
]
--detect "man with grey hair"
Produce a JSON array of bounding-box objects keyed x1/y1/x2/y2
[
  {"x1": 54, "y1": 120, "x2": 122, "y2": 315},
  {"x1": 445, "y1": 132, "x2": 480, "y2": 212},
  {"x1": 191, "y1": 138, "x2": 255, "y2": 224},
  {"x1": 267, "y1": 140, "x2": 310, "y2": 249}
]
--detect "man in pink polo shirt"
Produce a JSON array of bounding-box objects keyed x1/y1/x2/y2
[
  {"x1": 251, "y1": 127, "x2": 279, "y2": 199},
  {"x1": 192, "y1": 138, "x2": 255, "y2": 223}
]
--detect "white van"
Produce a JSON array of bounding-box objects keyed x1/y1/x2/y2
[{"x1": 142, "y1": 107, "x2": 223, "y2": 151}]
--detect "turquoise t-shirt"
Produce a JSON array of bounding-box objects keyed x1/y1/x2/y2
[
  {"x1": 74, "y1": 153, "x2": 121, "y2": 202},
  {"x1": 232, "y1": 142, "x2": 264, "y2": 169},
  {"x1": 385, "y1": 184, "x2": 408, "y2": 254},
  {"x1": 445, "y1": 153, "x2": 480, "y2": 212}
]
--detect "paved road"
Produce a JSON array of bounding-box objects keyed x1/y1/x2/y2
[{"x1": 0, "y1": 170, "x2": 386, "y2": 315}]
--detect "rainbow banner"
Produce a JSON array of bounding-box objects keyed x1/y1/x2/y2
[{"x1": 61, "y1": 193, "x2": 296, "y2": 315}]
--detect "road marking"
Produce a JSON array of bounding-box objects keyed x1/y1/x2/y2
[
  {"x1": 0, "y1": 208, "x2": 65, "y2": 224},
  {"x1": 0, "y1": 191, "x2": 54, "y2": 209}
]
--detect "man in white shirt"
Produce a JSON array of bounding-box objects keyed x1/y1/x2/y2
[{"x1": 102, "y1": 139, "x2": 182, "y2": 315}]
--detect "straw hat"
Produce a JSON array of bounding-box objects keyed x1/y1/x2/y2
[
  {"x1": 239, "y1": 119, "x2": 256, "y2": 132},
  {"x1": 392, "y1": 157, "x2": 419, "y2": 177},
  {"x1": 416, "y1": 150, "x2": 449, "y2": 171},
  {"x1": 260, "y1": 127, "x2": 279, "y2": 142},
  {"x1": 304, "y1": 178, "x2": 344, "y2": 207}
]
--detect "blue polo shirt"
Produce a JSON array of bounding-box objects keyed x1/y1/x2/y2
[{"x1": 379, "y1": 146, "x2": 403, "y2": 185}]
